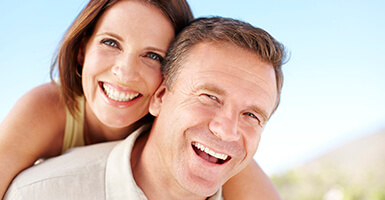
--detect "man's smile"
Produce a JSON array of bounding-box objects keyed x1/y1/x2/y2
[{"x1": 191, "y1": 142, "x2": 231, "y2": 164}]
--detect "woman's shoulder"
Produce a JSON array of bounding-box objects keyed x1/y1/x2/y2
[
  {"x1": 25, "y1": 81, "x2": 61, "y2": 102},
  {"x1": 20, "y1": 81, "x2": 64, "y2": 109},
  {"x1": 0, "y1": 81, "x2": 68, "y2": 159},
  {"x1": 18, "y1": 81, "x2": 66, "y2": 131}
]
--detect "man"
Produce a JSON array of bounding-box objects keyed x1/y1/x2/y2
[{"x1": 5, "y1": 17, "x2": 286, "y2": 200}]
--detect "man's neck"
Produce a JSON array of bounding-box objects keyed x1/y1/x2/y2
[{"x1": 131, "y1": 131, "x2": 206, "y2": 200}]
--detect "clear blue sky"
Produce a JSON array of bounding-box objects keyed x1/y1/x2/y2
[{"x1": 1, "y1": 0, "x2": 385, "y2": 175}]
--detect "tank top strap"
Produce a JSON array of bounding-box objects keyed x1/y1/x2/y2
[{"x1": 62, "y1": 95, "x2": 85, "y2": 153}]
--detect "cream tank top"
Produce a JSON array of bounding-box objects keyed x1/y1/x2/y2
[
  {"x1": 62, "y1": 95, "x2": 85, "y2": 153},
  {"x1": 53, "y1": 79, "x2": 85, "y2": 153}
]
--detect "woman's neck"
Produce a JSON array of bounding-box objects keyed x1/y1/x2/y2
[
  {"x1": 83, "y1": 104, "x2": 135, "y2": 145},
  {"x1": 82, "y1": 102, "x2": 154, "y2": 145}
]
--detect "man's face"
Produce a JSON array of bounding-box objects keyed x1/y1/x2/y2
[{"x1": 149, "y1": 42, "x2": 278, "y2": 197}]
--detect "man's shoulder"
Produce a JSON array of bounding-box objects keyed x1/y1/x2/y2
[{"x1": 4, "y1": 141, "x2": 120, "y2": 200}]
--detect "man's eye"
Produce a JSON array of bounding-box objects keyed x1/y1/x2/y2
[
  {"x1": 245, "y1": 112, "x2": 258, "y2": 120},
  {"x1": 205, "y1": 94, "x2": 219, "y2": 102},
  {"x1": 101, "y1": 39, "x2": 118, "y2": 48},
  {"x1": 147, "y1": 52, "x2": 163, "y2": 62},
  {"x1": 198, "y1": 93, "x2": 220, "y2": 106}
]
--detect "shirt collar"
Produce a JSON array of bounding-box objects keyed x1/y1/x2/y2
[
  {"x1": 105, "y1": 124, "x2": 150, "y2": 200},
  {"x1": 105, "y1": 124, "x2": 222, "y2": 200}
]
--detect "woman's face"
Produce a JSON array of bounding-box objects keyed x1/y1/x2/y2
[{"x1": 79, "y1": 0, "x2": 174, "y2": 128}]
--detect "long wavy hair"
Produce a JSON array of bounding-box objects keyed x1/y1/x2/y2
[{"x1": 50, "y1": 0, "x2": 193, "y2": 117}]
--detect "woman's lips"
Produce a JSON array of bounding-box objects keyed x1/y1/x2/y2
[{"x1": 100, "y1": 82, "x2": 142, "y2": 102}]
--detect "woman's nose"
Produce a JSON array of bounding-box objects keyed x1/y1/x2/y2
[{"x1": 111, "y1": 54, "x2": 140, "y2": 83}]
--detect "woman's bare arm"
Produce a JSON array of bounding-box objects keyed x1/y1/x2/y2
[
  {"x1": 222, "y1": 160, "x2": 282, "y2": 200},
  {"x1": 0, "y1": 82, "x2": 65, "y2": 198}
]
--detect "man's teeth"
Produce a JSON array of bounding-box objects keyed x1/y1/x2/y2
[
  {"x1": 103, "y1": 83, "x2": 140, "y2": 102},
  {"x1": 192, "y1": 142, "x2": 228, "y2": 161}
]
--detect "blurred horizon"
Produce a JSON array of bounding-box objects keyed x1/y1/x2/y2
[
  {"x1": 1, "y1": 0, "x2": 385, "y2": 176},
  {"x1": 272, "y1": 128, "x2": 385, "y2": 199}
]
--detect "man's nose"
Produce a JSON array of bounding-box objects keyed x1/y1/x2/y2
[
  {"x1": 111, "y1": 54, "x2": 140, "y2": 83},
  {"x1": 208, "y1": 108, "x2": 241, "y2": 142}
]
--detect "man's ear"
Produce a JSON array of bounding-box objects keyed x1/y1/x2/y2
[
  {"x1": 149, "y1": 83, "x2": 167, "y2": 117},
  {"x1": 77, "y1": 37, "x2": 87, "y2": 66}
]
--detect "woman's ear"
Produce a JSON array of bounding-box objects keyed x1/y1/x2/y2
[
  {"x1": 77, "y1": 38, "x2": 87, "y2": 66},
  {"x1": 149, "y1": 83, "x2": 167, "y2": 117}
]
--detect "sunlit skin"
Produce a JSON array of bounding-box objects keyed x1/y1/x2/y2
[
  {"x1": 137, "y1": 42, "x2": 278, "y2": 199},
  {"x1": 0, "y1": 2, "x2": 283, "y2": 199},
  {"x1": 78, "y1": 1, "x2": 174, "y2": 143}
]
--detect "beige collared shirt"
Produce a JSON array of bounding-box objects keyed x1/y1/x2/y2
[{"x1": 5, "y1": 125, "x2": 223, "y2": 200}]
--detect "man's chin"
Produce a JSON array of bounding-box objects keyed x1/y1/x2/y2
[{"x1": 178, "y1": 174, "x2": 224, "y2": 198}]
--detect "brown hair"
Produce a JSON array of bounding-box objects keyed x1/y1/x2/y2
[
  {"x1": 50, "y1": 0, "x2": 193, "y2": 116},
  {"x1": 162, "y1": 17, "x2": 287, "y2": 115}
]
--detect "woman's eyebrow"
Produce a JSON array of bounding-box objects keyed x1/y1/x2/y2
[
  {"x1": 96, "y1": 32, "x2": 167, "y2": 54},
  {"x1": 96, "y1": 32, "x2": 123, "y2": 42},
  {"x1": 145, "y1": 47, "x2": 167, "y2": 54}
]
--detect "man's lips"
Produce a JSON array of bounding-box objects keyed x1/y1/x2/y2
[
  {"x1": 192, "y1": 142, "x2": 231, "y2": 164},
  {"x1": 100, "y1": 82, "x2": 142, "y2": 102}
]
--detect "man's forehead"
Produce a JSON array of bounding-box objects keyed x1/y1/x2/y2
[{"x1": 180, "y1": 42, "x2": 275, "y2": 84}]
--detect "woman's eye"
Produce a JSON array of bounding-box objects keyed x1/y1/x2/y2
[
  {"x1": 147, "y1": 52, "x2": 163, "y2": 62},
  {"x1": 101, "y1": 39, "x2": 118, "y2": 48}
]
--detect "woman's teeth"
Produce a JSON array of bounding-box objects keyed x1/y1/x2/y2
[
  {"x1": 103, "y1": 83, "x2": 140, "y2": 102},
  {"x1": 192, "y1": 142, "x2": 228, "y2": 161}
]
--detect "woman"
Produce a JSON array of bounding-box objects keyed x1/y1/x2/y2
[{"x1": 0, "y1": 0, "x2": 280, "y2": 199}]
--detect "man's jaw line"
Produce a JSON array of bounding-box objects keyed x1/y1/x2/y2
[{"x1": 191, "y1": 141, "x2": 231, "y2": 165}]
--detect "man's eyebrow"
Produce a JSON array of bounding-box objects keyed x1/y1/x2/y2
[{"x1": 196, "y1": 84, "x2": 226, "y2": 96}]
